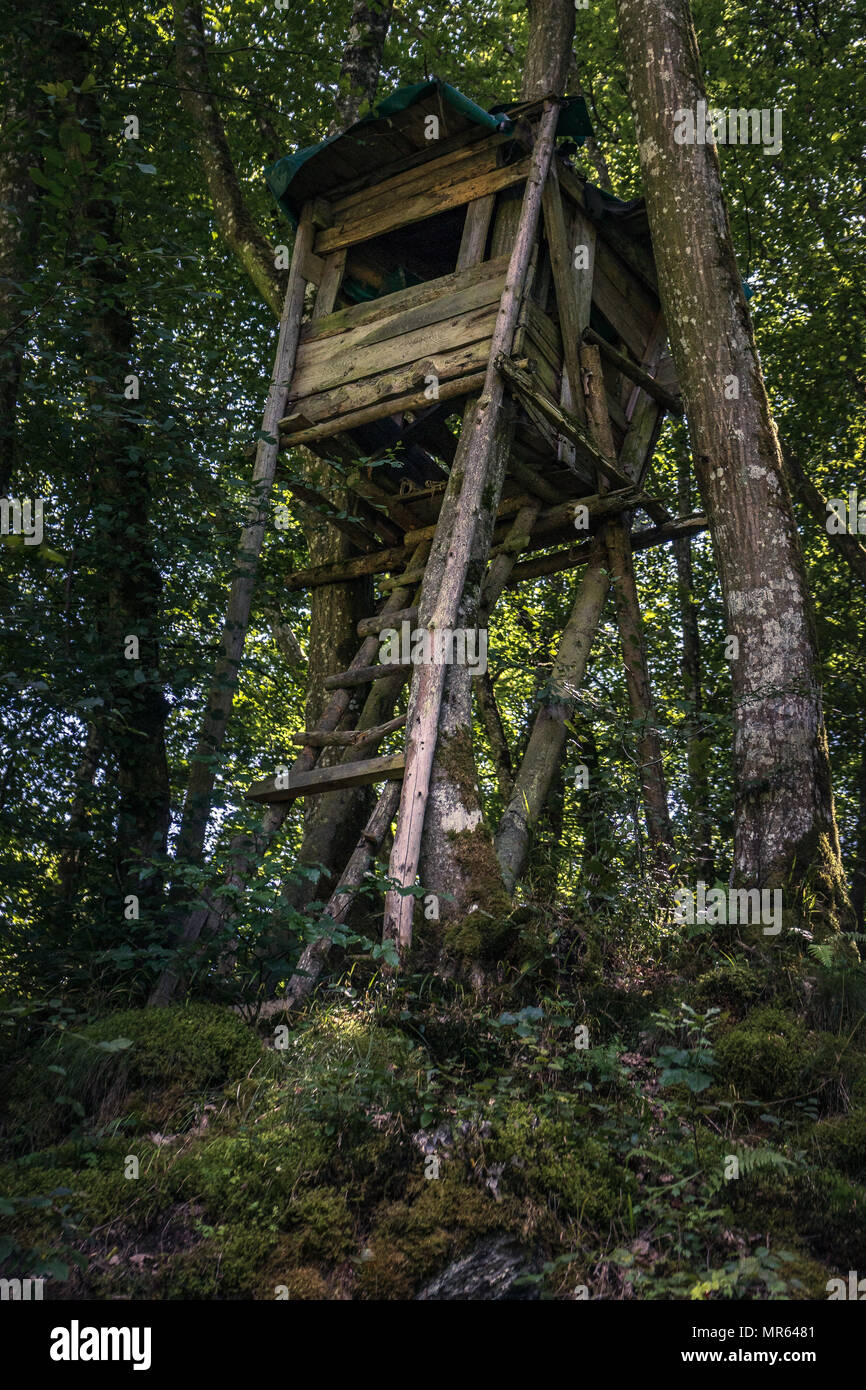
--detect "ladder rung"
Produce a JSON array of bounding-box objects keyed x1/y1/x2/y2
[
  {"x1": 357, "y1": 606, "x2": 419, "y2": 637},
  {"x1": 290, "y1": 714, "x2": 406, "y2": 748},
  {"x1": 323, "y1": 660, "x2": 411, "y2": 690},
  {"x1": 246, "y1": 752, "x2": 406, "y2": 804},
  {"x1": 378, "y1": 568, "x2": 427, "y2": 593}
]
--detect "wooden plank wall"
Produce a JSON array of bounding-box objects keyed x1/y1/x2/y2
[
  {"x1": 273, "y1": 126, "x2": 673, "y2": 486},
  {"x1": 316, "y1": 137, "x2": 531, "y2": 254},
  {"x1": 281, "y1": 258, "x2": 508, "y2": 442}
]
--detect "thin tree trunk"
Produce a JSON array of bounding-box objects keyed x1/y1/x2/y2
[
  {"x1": 495, "y1": 539, "x2": 610, "y2": 893},
  {"x1": 783, "y1": 446, "x2": 866, "y2": 592},
  {"x1": 527, "y1": 764, "x2": 565, "y2": 901},
  {"x1": 616, "y1": 0, "x2": 850, "y2": 929},
  {"x1": 604, "y1": 513, "x2": 673, "y2": 862},
  {"x1": 852, "y1": 742, "x2": 866, "y2": 930},
  {"x1": 674, "y1": 443, "x2": 713, "y2": 879},
  {"x1": 55, "y1": 724, "x2": 104, "y2": 903},
  {"x1": 474, "y1": 670, "x2": 514, "y2": 802},
  {"x1": 0, "y1": 17, "x2": 46, "y2": 495},
  {"x1": 174, "y1": 1, "x2": 284, "y2": 313},
  {"x1": 582, "y1": 340, "x2": 673, "y2": 863},
  {"x1": 575, "y1": 719, "x2": 612, "y2": 911},
  {"x1": 174, "y1": 211, "x2": 315, "y2": 874}
]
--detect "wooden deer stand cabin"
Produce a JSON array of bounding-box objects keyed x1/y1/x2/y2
[{"x1": 245, "y1": 79, "x2": 702, "y2": 998}]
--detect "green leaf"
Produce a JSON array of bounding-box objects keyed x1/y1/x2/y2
[{"x1": 95, "y1": 1036, "x2": 134, "y2": 1052}]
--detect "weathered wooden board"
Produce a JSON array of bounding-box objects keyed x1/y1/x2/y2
[
  {"x1": 293, "y1": 302, "x2": 497, "y2": 401},
  {"x1": 298, "y1": 255, "x2": 508, "y2": 347},
  {"x1": 525, "y1": 300, "x2": 561, "y2": 365},
  {"x1": 311, "y1": 249, "x2": 346, "y2": 321},
  {"x1": 592, "y1": 240, "x2": 658, "y2": 360},
  {"x1": 337, "y1": 123, "x2": 495, "y2": 202},
  {"x1": 542, "y1": 169, "x2": 585, "y2": 426},
  {"x1": 335, "y1": 132, "x2": 514, "y2": 220},
  {"x1": 457, "y1": 193, "x2": 496, "y2": 269},
  {"x1": 316, "y1": 155, "x2": 532, "y2": 254},
  {"x1": 519, "y1": 301, "x2": 562, "y2": 402},
  {"x1": 289, "y1": 274, "x2": 505, "y2": 399},
  {"x1": 247, "y1": 751, "x2": 406, "y2": 804},
  {"x1": 558, "y1": 163, "x2": 659, "y2": 298},
  {"x1": 281, "y1": 343, "x2": 491, "y2": 436}
]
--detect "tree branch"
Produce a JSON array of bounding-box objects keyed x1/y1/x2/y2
[
  {"x1": 783, "y1": 445, "x2": 866, "y2": 592},
  {"x1": 173, "y1": 0, "x2": 285, "y2": 316}
]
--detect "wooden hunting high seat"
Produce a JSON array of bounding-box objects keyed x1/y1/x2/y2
[
  {"x1": 244, "y1": 78, "x2": 702, "y2": 991},
  {"x1": 266, "y1": 79, "x2": 679, "y2": 503}
]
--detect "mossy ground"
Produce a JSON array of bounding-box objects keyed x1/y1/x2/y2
[{"x1": 3, "y1": 917, "x2": 866, "y2": 1299}]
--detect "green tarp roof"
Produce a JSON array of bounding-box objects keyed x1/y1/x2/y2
[{"x1": 265, "y1": 78, "x2": 593, "y2": 226}]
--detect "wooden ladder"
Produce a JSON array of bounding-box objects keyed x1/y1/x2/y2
[{"x1": 249, "y1": 540, "x2": 431, "y2": 1012}]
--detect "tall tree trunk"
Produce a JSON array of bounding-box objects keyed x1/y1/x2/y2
[
  {"x1": 415, "y1": 408, "x2": 516, "y2": 947},
  {"x1": 75, "y1": 76, "x2": 171, "y2": 902},
  {"x1": 851, "y1": 742, "x2": 866, "y2": 930},
  {"x1": 330, "y1": 0, "x2": 394, "y2": 133},
  {"x1": 616, "y1": 0, "x2": 850, "y2": 930},
  {"x1": 0, "y1": 15, "x2": 46, "y2": 496},
  {"x1": 1, "y1": 8, "x2": 167, "y2": 910},
  {"x1": 604, "y1": 511, "x2": 673, "y2": 862},
  {"x1": 524, "y1": 0, "x2": 576, "y2": 99}
]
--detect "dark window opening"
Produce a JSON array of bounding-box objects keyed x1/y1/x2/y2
[{"x1": 340, "y1": 204, "x2": 469, "y2": 306}]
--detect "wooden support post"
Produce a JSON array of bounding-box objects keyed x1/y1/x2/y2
[
  {"x1": 456, "y1": 194, "x2": 495, "y2": 270},
  {"x1": 311, "y1": 249, "x2": 346, "y2": 320},
  {"x1": 582, "y1": 326, "x2": 683, "y2": 415},
  {"x1": 495, "y1": 534, "x2": 611, "y2": 893},
  {"x1": 480, "y1": 502, "x2": 541, "y2": 622},
  {"x1": 265, "y1": 781, "x2": 403, "y2": 1014},
  {"x1": 505, "y1": 514, "x2": 707, "y2": 583},
  {"x1": 383, "y1": 99, "x2": 562, "y2": 957},
  {"x1": 496, "y1": 353, "x2": 634, "y2": 493},
  {"x1": 542, "y1": 164, "x2": 586, "y2": 424}
]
